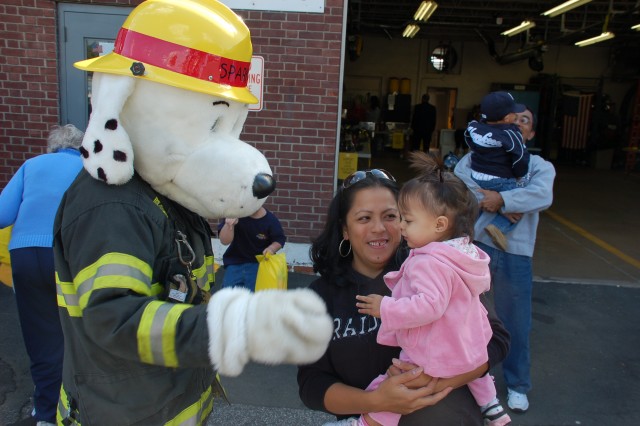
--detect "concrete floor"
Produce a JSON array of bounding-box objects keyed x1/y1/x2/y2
[{"x1": 533, "y1": 166, "x2": 640, "y2": 285}]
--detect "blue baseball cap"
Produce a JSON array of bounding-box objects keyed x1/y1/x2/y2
[{"x1": 480, "y1": 91, "x2": 526, "y2": 121}]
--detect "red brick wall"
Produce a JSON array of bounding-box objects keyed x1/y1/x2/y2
[
  {"x1": 0, "y1": 0, "x2": 60, "y2": 181},
  {"x1": 240, "y1": 2, "x2": 343, "y2": 243},
  {"x1": 0, "y1": 0, "x2": 344, "y2": 244}
]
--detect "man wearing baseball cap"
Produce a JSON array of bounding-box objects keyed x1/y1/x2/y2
[
  {"x1": 463, "y1": 91, "x2": 530, "y2": 251},
  {"x1": 456, "y1": 105, "x2": 556, "y2": 415}
]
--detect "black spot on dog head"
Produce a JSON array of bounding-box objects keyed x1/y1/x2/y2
[
  {"x1": 97, "y1": 168, "x2": 107, "y2": 182},
  {"x1": 79, "y1": 146, "x2": 89, "y2": 159},
  {"x1": 113, "y1": 151, "x2": 127, "y2": 162},
  {"x1": 94, "y1": 140, "x2": 103, "y2": 154},
  {"x1": 105, "y1": 119, "x2": 118, "y2": 131}
]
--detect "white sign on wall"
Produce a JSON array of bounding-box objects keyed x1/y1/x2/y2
[
  {"x1": 221, "y1": 0, "x2": 324, "y2": 13},
  {"x1": 248, "y1": 56, "x2": 264, "y2": 112}
]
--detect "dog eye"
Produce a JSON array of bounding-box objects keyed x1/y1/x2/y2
[{"x1": 212, "y1": 101, "x2": 229, "y2": 108}]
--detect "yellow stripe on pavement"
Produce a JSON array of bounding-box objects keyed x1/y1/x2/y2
[{"x1": 544, "y1": 210, "x2": 640, "y2": 270}]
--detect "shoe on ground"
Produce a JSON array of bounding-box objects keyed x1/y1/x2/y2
[
  {"x1": 507, "y1": 388, "x2": 529, "y2": 413},
  {"x1": 481, "y1": 398, "x2": 511, "y2": 426},
  {"x1": 485, "y1": 224, "x2": 508, "y2": 251},
  {"x1": 323, "y1": 418, "x2": 359, "y2": 426}
]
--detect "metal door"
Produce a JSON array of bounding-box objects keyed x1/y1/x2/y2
[{"x1": 58, "y1": 4, "x2": 132, "y2": 131}]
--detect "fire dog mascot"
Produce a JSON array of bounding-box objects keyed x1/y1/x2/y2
[{"x1": 53, "y1": 1, "x2": 332, "y2": 424}]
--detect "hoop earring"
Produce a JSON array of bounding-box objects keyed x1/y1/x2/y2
[{"x1": 339, "y1": 239, "x2": 352, "y2": 258}]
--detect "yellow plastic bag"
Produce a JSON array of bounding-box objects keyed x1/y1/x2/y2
[
  {"x1": 254, "y1": 252, "x2": 288, "y2": 291},
  {"x1": 0, "y1": 226, "x2": 13, "y2": 287}
]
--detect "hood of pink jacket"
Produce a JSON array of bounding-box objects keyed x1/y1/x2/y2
[{"x1": 387, "y1": 242, "x2": 491, "y2": 297}]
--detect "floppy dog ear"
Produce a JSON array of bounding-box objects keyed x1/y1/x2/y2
[{"x1": 79, "y1": 73, "x2": 136, "y2": 185}]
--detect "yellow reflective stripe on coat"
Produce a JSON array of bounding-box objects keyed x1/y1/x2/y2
[
  {"x1": 57, "y1": 384, "x2": 81, "y2": 425},
  {"x1": 165, "y1": 385, "x2": 214, "y2": 426},
  {"x1": 193, "y1": 255, "x2": 215, "y2": 291},
  {"x1": 57, "y1": 382, "x2": 213, "y2": 426},
  {"x1": 138, "y1": 301, "x2": 192, "y2": 367},
  {"x1": 56, "y1": 253, "x2": 153, "y2": 317}
]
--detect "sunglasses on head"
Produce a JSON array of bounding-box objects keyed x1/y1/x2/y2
[{"x1": 342, "y1": 169, "x2": 396, "y2": 190}]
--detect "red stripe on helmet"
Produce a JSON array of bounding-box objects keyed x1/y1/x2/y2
[{"x1": 114, "y1": 28, "x2": 250, "y2": 88}]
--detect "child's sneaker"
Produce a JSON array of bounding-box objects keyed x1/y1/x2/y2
[
  {"x1": 481, "y1": 398, "x2": 511, "y2": 426},
  {"x1": 485, "y1": 224, "x2": 508, "y2": 251},
  {"x1": 323, "y1": 418, "x2": 359, "y2": 426}
]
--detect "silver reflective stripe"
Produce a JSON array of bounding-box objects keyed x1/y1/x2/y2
[
  {"x1": 58, "y1": 286, "x2": 80, "y2": 307},
  {"x1": 148, "y1": 303, "x2": 173, "y2": 365},
  {"x1": 76, "y1": 263, "x2": 151, "y2": 299},
  {"x1": 196, "y1": 389, "x2": 215, "y2": 424}
]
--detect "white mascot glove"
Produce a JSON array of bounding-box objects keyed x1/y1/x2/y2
[{"x1": 206, "y1": 287, "x2": 333, "y2": 376}]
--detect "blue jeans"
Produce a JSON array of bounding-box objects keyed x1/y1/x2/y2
[
  {"x1": 476, "y1": 242, "x2": 532, "y2": 394},
  {"x1": 11, "y1": 247, "x2": 64, "y2": 423},
  {"x1": 474, "y1": 177, "x2": 521, "y2": 234},
  {"x1": 222, "y1": 262, "x2": 259, "y2": 291}
]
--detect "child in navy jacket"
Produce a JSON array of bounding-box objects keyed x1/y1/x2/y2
[{"x1": 464, "y1": 91, "x2": 529, "y2": 250}]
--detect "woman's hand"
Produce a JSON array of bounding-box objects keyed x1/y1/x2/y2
[
  {"x1": 387, "y1": 358, "x2": 434, "y2": 389},
  {"x1": 388, "y1": 358, "x2": 489, "y2": 393},
  {"x1": 374, "y1": 367, "x2": 452, "y2": 415}
]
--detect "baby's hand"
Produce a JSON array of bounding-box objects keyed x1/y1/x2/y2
[{"x1": 356, "y1": 294, "x2": 383, "y2": 318}]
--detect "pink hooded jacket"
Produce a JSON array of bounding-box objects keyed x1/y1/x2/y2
[{"x1": 379, "y1": 241, "x2": 492, "y2": 377}]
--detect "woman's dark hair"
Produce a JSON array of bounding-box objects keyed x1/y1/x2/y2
[
  {"x1": 401, "y1": 151, "x2": 478, "y2": 240},
  {"x1": 310, "y1": 173, "x2": 399, "y2": 285}
]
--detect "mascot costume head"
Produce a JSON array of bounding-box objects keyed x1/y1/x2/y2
[
  {"x1": 76, "y1": 0, "x2": 274, "y2": 219},
  {"x1": 53, "y1": 1, "x2": 332, "y2": 424}
]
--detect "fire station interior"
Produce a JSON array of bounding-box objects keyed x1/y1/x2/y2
[{"x1": 339, "y1": 1, "x2": 640, "y2": 283}]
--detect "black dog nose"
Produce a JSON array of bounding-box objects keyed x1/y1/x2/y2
[{"x1": 252, "y1": 173, "x2": 276, "y2": 199}]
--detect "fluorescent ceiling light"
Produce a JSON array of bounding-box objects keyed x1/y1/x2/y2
[
  {"x1": 414, "y1": 1, "x2": 438, "y2": 22},
  {"x1": 402, "y1": 24, "x2": 420, "y2": 38},
  {"x1": 542, "y1": 0, "x2": 593, "y2": 18},
  {"x1": 575, "y1": 31, "x2": 614, "y2": 46},
  {"x1": 501, "y1": 21, "x2": 536, "y2": 36},
  {"x1": 632, "y1": 24, "x2": 640, "y2": 31}
]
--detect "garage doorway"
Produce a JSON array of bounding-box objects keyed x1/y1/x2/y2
[{"x1": 426, "y1": 86, "x2": 457, "y2": 151}]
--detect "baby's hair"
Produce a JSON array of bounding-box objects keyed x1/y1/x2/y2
[{"x1": 400, "y1": 151, "x2": 478, "y2": 240}]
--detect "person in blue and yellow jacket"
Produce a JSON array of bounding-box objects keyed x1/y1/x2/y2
[
  {"x1": 0, "y1": 124, "x2": 84, "y2": 425},
  {"x1": 51, "y1": 1, "x2": 333, "y2": 425}
]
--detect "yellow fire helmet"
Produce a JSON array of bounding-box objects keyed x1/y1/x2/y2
[{"x1": 75, "y1": 0, "x2": 258, "y2": 104}]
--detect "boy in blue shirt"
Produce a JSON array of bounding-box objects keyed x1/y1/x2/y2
[{"x1": 218, "y1": 206, "x2": 286, "y2": 291}]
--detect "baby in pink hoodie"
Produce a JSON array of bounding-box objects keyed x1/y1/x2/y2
[{"x1": 351, "y1": 152, "x2": 511, "y2": 426}]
